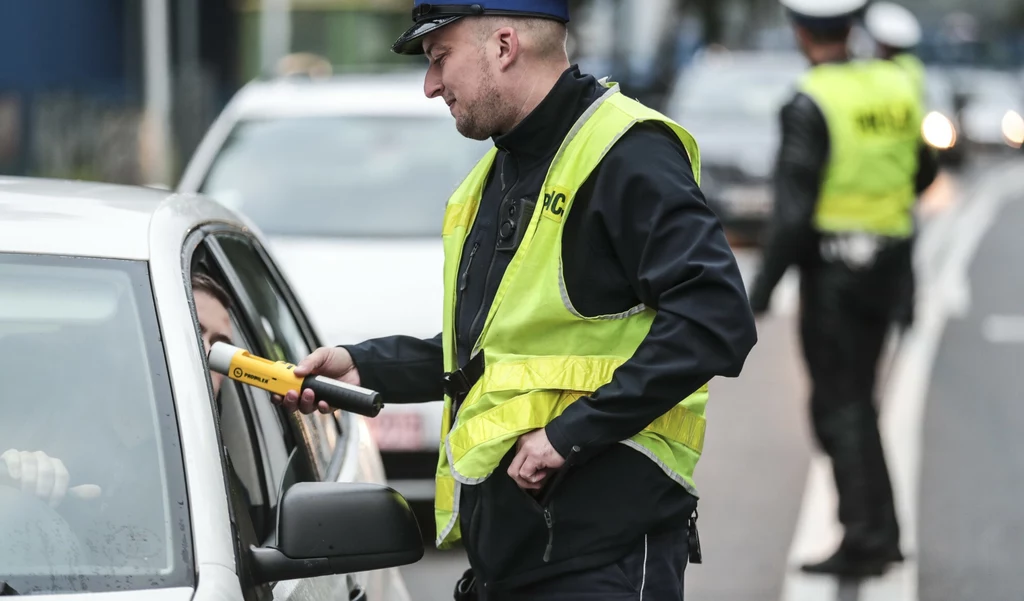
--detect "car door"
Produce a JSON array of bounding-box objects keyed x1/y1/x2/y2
[{"x1": 195, "y1": 228, "x2": 364, "y2": 601}]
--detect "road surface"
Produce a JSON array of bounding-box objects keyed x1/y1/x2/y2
[{"x1": 396, "y1": 154, "x2": 1024, "y2": 601}]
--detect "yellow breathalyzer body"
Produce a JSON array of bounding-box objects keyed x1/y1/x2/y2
[{"x1": 208, "y1": 342, "x2": 382, "y2": 417}]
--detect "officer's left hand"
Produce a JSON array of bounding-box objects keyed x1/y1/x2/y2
[{"x1": 508, "y1": 429, "x2": 565, "y2": 490}]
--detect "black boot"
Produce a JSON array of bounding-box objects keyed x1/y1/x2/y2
[{"x1": 800, "y1": 544, "x2": 904, "y2": 578}]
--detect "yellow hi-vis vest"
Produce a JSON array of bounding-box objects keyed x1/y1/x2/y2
[
  {"x1": 799, "y1": 59, "x2": 923, "y2": 238},
  {"x1": 434, "y1": 83, "x2": 708, "y2": 549},
  {"x1": 892, "y1": 53, "x2": 926, "y2": 99}
]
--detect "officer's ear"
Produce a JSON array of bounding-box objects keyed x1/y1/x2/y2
[
  {"x1": 492, "y1": 26, "x2": 521, "y2": 71},
  {"x1": 793, "y1": 25, "x2": 814, "y2": 55}
]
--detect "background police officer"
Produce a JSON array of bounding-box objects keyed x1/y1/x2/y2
[
  {"x1": 277, "y1": 0, "x2": 757, "y2": 598},
  {"x1": 866, "y1": 1, "x2": 933, "y2": 329},
  {"x1": 865, "y1": 1, "x2": 926, "y2": 94},
  {"x1": 748, "y1": 0, "x2": 939, "y2": 578}
]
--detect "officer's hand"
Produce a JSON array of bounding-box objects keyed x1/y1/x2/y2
[
  {"x1": 273, "y1": 347, "x2": 360, "y2": 415},
  {"x1": 1, "y1": 449, "x2": 70, "y2": 507},
  {"x1": 508, "y1": 429, "x2": 565, "y2": 491}
]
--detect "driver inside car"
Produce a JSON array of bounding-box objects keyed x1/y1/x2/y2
[{"x1": 0, "y1": 273, "x2": 235, "y2": 509}]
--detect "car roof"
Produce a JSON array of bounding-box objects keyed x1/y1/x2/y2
[
  {"x1": 228, "y1": 71, "x2": 448, "y2": 119},
  {"x1": 0, "y1": 177, "x2": 239, "y2": 260}
]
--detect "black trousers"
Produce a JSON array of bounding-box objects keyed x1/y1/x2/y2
[
  {"x1": 799, "y1": 258, "x2": 902, "y2": 553},
  {"x1": 484, "y1": 529, "x2": 689, "y2": 601}
]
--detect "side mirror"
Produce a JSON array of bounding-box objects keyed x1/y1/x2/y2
[{"x1": 250, "y1": 482, "x2": 424, "y2": 584}]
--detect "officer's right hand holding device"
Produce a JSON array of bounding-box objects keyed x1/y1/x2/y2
[{"x1": 208, "y1": 343, "x2": 379, "y2": 417}]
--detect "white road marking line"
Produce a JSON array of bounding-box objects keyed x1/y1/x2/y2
[
  {"x1": 981, "y1": 315, "x2": 1024, "y2": 344},
  {"x1": 863, "y1": 160, "x2": 1024, "y2": 601},
  {"x1": 787, "y1": 456, "x2": 842, "y2": 566},
  {"x1": 733, "y1": 248, "x2": 800, "y2": 318},
  {"x1": 780, "y1": 159, "x2": 1024, "y2": 601},
  {"x1": 779, "y1": 570, "x2": 839, "y2": 601},
  {"x1": 773, "y1": 272, "x2": 800, "y2": 317}
]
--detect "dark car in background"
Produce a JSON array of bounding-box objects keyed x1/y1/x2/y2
[
  {"x1": 922, "y1": 67, "x2": 969, "y2": 166},
  {"x1": 665, "y1": 50, "x2": 808, "y2": 246},
  {"x1": 948, "y1": 68, "x2": 1024, "y2": 152}
]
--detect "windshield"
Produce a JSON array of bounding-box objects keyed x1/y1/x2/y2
[
  {"x1": 0, "y1": 254, "x2": 192, "y2": 595},
  {"x1": 200, "y1": 115, "x2": 492, "y2": 238},
  {"x1": 672, "y1": 63, "x2": 804, "y2": 121}
]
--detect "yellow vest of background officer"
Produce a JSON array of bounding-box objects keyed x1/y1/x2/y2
[{"x1": 799, "y1": 59, "x2": 923, "y2": 238}]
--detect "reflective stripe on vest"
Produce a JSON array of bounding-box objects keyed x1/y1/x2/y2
[
  {"x1": 433, "y1": 83, "x2": 708, "y2": 549},
  {"x1": 800, "y1": 59, "x2": 922, "y2": 238}
]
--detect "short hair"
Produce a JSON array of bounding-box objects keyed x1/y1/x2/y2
[
  {"x1": 191, "y1": 272, "x2": 233, "y2": 310},
  {"x1": 801, "y1": 23, "x2": 852, "y2": 44},
  {"x1": 473, "y1": 16, "x2": 568, "y2": 58}
]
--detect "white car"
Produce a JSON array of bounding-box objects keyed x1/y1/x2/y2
[
  {"x1": 178, "y1": 72, "x2": 491, "y2": 504},
  {"x1": 0, "y1": 178, "x2": 419, "y2": 600}
]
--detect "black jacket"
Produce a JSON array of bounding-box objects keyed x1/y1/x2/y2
[
  {"x1": 749, "y1": 89, "x2": 940, "y2": 311},
  {"x1": 346, "y1": 66, "x2": 757, "y2": 590}
]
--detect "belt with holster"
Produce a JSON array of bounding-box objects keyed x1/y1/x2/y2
[{"x1": 453, "y1": 568, "x2": 477, "y2": 601}]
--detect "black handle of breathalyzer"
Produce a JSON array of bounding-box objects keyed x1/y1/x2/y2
[{"x1": 301, "y1": 375, "x2": 383, "y2": 418}]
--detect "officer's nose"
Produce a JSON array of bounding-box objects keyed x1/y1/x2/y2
[{"x1": 424, "y1": 68, "x2": 444, "y2": 99}]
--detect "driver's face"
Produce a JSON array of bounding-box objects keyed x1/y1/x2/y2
[{"x1": 195, "y1": 291, "x2": 233, "y2": 397}]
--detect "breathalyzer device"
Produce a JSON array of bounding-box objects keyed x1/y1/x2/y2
[{"x1": 208, "y1": 342, "x2": 383, "y2": 418}]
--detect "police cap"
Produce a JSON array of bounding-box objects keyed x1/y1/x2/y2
[
  {"x1": 865, "y1": 2, "x2": 922, "y2": 49},
  {"x1": 392, "y1": 1, "x2": 570, "y2": 55},
  {"x1": 779, "y1": 0, "x2": 868, "y2": 32}
]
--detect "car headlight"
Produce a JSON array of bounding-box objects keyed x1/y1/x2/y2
[
  {"x1": 922, "y1": 111, "x2": 957, "y2": 150},
  {"x1": 1002, "y1": 110, "x2": 1024, "y2": 148}
]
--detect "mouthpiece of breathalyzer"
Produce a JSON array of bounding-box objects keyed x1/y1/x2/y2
[{"x1": 208, "y1": 342, "x2": 383, "y2": 418}]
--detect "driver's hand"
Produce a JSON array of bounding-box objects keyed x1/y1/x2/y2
[{"x1": 1, "y1": 449, "x2": 70, "y2": 508}]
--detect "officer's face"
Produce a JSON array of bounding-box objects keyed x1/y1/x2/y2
[{"x1": 423, "y1": 19, "x2": 509, "y2": 140}]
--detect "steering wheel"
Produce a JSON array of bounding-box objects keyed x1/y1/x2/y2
[{"x1": 0, "y1": 484, "x2": 85, "y2": 577}]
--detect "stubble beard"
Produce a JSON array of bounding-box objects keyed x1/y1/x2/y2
[{"x1": 454, "y1": 57, "x2": 508, "y2": 141}]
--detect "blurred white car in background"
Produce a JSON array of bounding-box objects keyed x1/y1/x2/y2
[{"x1": 178, "y1": 71, "x2": 491, "y2": 506}]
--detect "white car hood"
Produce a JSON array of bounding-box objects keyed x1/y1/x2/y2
[{"x1": 267, "y1": 237, "x2": 444, "y2": 346}]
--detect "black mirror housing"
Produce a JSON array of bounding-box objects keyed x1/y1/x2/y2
[{"x1": 250, "y1": 482, "x2": 424, "y2": 584}]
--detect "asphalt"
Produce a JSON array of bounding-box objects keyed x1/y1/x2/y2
[{"x1": 917, "y1": 181, "x2": 1024, "y2": 601}]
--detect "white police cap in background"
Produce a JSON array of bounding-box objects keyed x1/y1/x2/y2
[
  {"x1": 779, "y1": 0, "x2": 867, "y2": 19},
  {"x1": 865, "y1": 2, "x2": 922, "y2": 49}
]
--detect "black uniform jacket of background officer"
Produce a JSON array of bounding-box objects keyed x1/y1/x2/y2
[
  {"x1": 345, "y1": 65, "x2": 758, "y2": 590},
  {"x1": 749, "y1": 82, "x2": 940, "y2": 311}
]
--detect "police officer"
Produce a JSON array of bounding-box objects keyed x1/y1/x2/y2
[
  {"x1": 865, "y1": 2, "x2": 925, "y2": 94},
  {"x1": 866, "y1": 1, "x2": 932, "y2": 329},
  {"x1": 278, "y1": 1, "x2": 757, "y2": 598},
  {"x1": 748, "y1": 0, "x2": 939, "y2": 578}
]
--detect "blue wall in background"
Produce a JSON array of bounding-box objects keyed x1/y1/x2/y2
[{"x1": 0, "y1": 0, "x2": 130, "y2": 94}]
